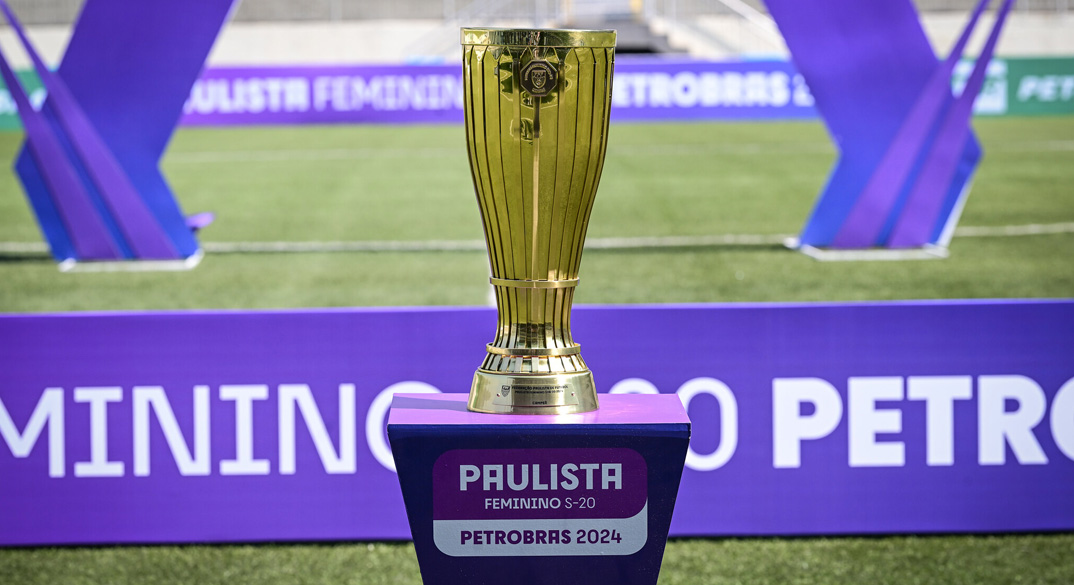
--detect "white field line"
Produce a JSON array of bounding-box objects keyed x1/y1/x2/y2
[
  {"x1": 988, "y1": 140, "x2": 1074, "y2": 152},
  {"x1": 165, "y1": 146, "x2": 462, "y2": 164},
  {"x1": 162, "y1": 139, "x2": 1074, "y2": 164},
  {"x1": 205, "y1": 239, "x2": 486, "y2": 253},
  {"x1": 2, "y1": 222, "x2": 1072, "y2": 255},
  {"x1": 586, "y1": 233, "x2": 789, "y2": 248},
  {"x1": 163, "y1": 143, "x2": 833, "y2": 164},
  {"x1": 951, "y1": 222, "x2": 1074, "y2": 237}
]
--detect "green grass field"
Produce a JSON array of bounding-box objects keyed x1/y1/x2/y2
[
  {"x1": 1, "y1": 118, "x2": 1072, "y2": 311},
  {"x1": 1, "y1": 118, "x2": 1073, "y2": 583},
  {"x1": 1, "y1": 534, "x2": 1072, "y2": 585}
]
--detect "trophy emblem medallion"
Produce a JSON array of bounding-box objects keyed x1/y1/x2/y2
[{"x1": 520, "y1": 60, "x2": 558, "y2": 97}]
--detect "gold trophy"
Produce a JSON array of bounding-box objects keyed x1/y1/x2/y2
[{"x1": 462, "y1": 28, "x2": 615, "y2": 415}]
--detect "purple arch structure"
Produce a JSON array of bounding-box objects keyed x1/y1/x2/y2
[
  {"x1": 0, "y1": 0, "x2": 236, "y2": 269},
  {"x1": 765, "y1": 0, "x2": 1013, "y2": 258}
]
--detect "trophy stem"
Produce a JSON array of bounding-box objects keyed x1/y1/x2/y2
[{"x1": 531, "y1": 95, "x2": 541, "y2": 282}]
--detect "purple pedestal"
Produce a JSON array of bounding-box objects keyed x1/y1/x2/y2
[{"x1": 388, "y1": 393, "x2": 690, "y2": 585}]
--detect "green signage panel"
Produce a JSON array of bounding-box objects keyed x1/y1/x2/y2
[
  {"x1": 0, "y1": 69, "x2": 44, "y2": 130},
  {"x1": 955, "y1": 56, "x2": 1074, "y2": 116},
  {"x1": 1007, "y1": 57, "x2": 1074, "y2": 116}
]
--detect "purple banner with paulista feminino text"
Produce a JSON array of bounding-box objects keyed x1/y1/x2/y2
[
  {"x1": 179, "y1": 59, "x2": 817, "y2": 126},
  {"x1": 1, "y1": 300, "x2": 1072, "y2": 545}
]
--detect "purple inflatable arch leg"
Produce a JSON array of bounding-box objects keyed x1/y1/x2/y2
[
  {"x1": 2, "y1": 0, "x2": 236, "y2": 267},
  {"x1": 889, "y1": 0, "x2": 1015, "y2": 248},
  {"x1": 765, "y1": 0, "x2": 1011, "y2": 255}
]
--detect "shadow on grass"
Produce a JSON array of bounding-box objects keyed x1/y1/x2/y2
[{"x1": 0, "y1": 252, "x2": 53, "y2": 264}]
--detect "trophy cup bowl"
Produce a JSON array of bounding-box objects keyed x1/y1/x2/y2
[{"x1": 462, "y1": 28, "x2": 615, "y2": 415}]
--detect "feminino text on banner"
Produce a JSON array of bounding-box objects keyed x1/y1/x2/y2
[
  {"x1": 311, "y1": 74, "x2": 462, "y2": 112},
  {"x1": 4, "y1": 374, "x2": 1073, "y2": 480}
]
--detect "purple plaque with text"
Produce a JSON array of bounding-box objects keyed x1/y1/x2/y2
[
  {"x1": 433, "y1": 448, "x2": 647, "y2": 521},
  {"x1": 388, "y1": 393, "x2": 689, "y2": 584}
]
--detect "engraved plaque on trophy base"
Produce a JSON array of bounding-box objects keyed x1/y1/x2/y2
[{"x1": 469, "y1": 370, "x2": 596, "y2": 414}]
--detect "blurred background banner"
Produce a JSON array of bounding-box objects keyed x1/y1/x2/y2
[
  {"x1": 2, "y1": 301, "x2": 1072, "y2": 545},
  {"x1": 8, "y1": 57, "x2": 1070, "y2": 129},
  {"x1": 182, "y1": 64, "x2": 466, "y2": 126},
  {"x1": 177, "y1": 59, "x2": 817, "y2": 126}
]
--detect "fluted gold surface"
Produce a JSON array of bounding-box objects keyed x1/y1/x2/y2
[{"x1": 462, "y1": 28, "x2": 615, "y2": 414}]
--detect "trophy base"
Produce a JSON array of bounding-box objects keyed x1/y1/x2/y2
[{"x1": 468, "y1": 370, "x2": 598, "y2": 414}]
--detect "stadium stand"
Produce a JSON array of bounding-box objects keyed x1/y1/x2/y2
[
  {"x1": 5, "y1": 0, "x2": 1071, "y2": 25},
  {"x1": 2, "y1": 0, "x2": 1072, "y2": 64}
]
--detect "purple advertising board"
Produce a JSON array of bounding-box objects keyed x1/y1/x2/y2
[
  {"x1": 1, "y1": 300, "x2": 1072, "y2": 545},
  {"x1": 179, "y1": 59, "x2": 816, "y2": 126}
]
